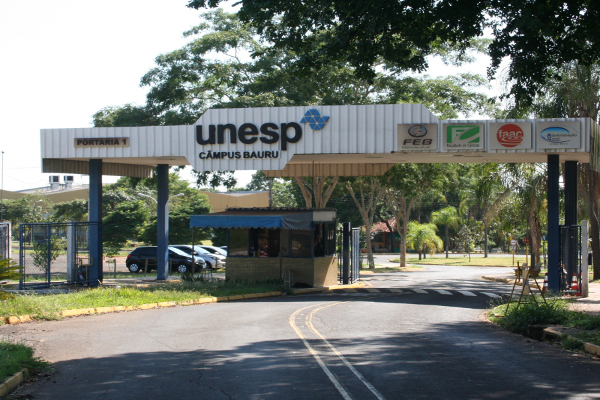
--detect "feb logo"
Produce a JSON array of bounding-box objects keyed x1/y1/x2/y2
[
  {"x1": 408, "y1": 125, "x2": 427, "y2": 137},
  {"x1": 496, "y1": 124, "x2": 524, "y2": 148}
]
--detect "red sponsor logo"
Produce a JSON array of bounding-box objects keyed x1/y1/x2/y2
[{"x1": 496, "y1": 124, "x2": 524, "y2": 148}]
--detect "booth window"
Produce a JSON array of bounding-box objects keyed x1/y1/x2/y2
[
  {"x1": 249, "y1": 228, "x2": 280, "y2": 257},
  {"x1": 314, "y1": 223, "x2": 337, "y2": 257},
  {"x1": 291, "y1": 230, "x2": 312, "y2": 258},
  {"x1": 229, "y1": 228, "x2": 249, "y2": 256},
  {"x1": 323, "y1": 223, "x2": 336, "y2": 256}
]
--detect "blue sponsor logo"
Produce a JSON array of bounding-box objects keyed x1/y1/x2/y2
[{"x1": 540, "y1": 126, "x2": 578, "y2": 144}]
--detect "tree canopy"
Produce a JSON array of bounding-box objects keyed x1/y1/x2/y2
[{"x1": 187, "y1": 0, "x2": 600, "y2": 109}]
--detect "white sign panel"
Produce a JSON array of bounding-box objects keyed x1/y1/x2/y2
[
  {"x1": 536, "y1": 121, "x2": 581, "y2": 149},
  {"x1": 397, "y1": 123, "x2": 438, "y2": 151},
  {"x1": 442, "y1": 123, "x2": 485, "y2": 150},
  {"x1": 489, "y1": 122, "x2": 532, "y2": 150}
]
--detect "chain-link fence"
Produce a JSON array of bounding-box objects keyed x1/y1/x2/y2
[{"x1": 19, "y1": 222, "x2": 98, "y2": 289}]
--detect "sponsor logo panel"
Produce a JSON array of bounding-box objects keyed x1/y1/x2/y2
[
  {"x1": 536, "y1": 121, "x2": 581, "y2": 149},
  {"x1": 489, "y1": 122, "x2": 532, "y2": 150},
  {"x1": 442, "y1": 123, "x2": 484, "y2": 150},
  {"x1": 397, "y1": 124, "x2": 438, "y2": 151}
]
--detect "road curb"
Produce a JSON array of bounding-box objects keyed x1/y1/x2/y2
[
  {"x1": 482, "y1": 276, "x2": 542, "y2": 289},
  {"x1": 541, "y1": 325, "x2": 600, "y2": 356},
  {"x1": 481, "y1": 276, "x2": 512, "y2": 284},
  {"x1": 1, "y1": 291, "x2": 284, "y2": 325},
  {"x1": 291, "y1": 282, "x2": 364, "y2": 295},
  {"x1": 0, "y1": 368, "x2": 29, "y2": 398}
]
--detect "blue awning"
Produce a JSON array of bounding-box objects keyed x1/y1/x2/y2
[{"x1": 190, "y1": 211, "x2": 314, "y2": 230}]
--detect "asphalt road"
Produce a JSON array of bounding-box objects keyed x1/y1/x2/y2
[{"x1": 3, "y1": 264, "x2": 600, "y2": 399}]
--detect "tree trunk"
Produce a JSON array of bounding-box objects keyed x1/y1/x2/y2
[
  {"x1": 400, "y1": 223, "x2": 407, "y2": 267},
  {"x1": 346, "y1": 179, "x2": 384, "y2": 269},
  {"x1": 484, "y1": 221, "x2": 489, "y2": 258},
  {"x1": 293, "y1": 177, "x2": 312, "y2": 208},
  {"x1": 364, "y1": 224, "x2": 375, "y2": 269},
  {"x1": 400, "y1": 214, "x2": 410, "y2": 267},
  {"x1": 384, "y1": 219, "x2": 395, "y2": 252},
  {"x1": 445, "y1": 226, "x2": 449, "y2": 258}
]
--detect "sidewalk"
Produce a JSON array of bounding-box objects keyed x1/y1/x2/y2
[{"x1": 482, "y1": 272, "x2": 600, "y2": 316}]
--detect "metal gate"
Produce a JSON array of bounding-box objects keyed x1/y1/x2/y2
[
  {"x1": 19, "y1": 222, "x2": 97, "y2": 289},
  {"x1": 338, "y1": 225, "x2": 361, "y2": 284},
  {"x1": 0, "y1": 222, "x2": 10, "y2": 260},
  {"x1": 559, "y1": 225, "x2": 582, "y2": 295}
]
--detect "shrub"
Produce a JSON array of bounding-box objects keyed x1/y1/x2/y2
[{"x1": 497, "y1": 298, "x2": 570, "y2": 334}]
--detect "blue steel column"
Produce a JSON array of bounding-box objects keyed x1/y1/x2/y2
[
  {"x1": 89, "y1": 159, "x2": 102, "y2": 287},
  {"x1": 564, "y1": 161, "x2": 578, "y2": 226},
  {"x1": 156, "y1": 164, "x2": 169, "y2": 280},
  {"x1": 547, "y1": 155, "x2": 560, "y2": 292}
]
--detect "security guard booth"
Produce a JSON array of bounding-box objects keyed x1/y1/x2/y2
[{"x1": 190, "y1": 208, "x2": 337, "y2": 287}]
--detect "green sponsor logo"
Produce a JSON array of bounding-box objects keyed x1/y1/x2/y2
[{"x1": 446, "y1": 125, "x2": 481, "y2": 144}]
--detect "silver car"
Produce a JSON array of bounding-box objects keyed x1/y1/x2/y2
[
  {"x1": 198, "y1": 245, "x2": 227, "y2": 257},
  {"x1": 171, "y1": 245, "x2": 225, "y2": 269}
]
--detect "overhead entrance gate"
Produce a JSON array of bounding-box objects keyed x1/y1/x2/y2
[
  {"x1": 19, "y1": 222, "x2": 98, "y2": 289},
  {"x1": 39, "y1": 104, "x2": 600, "y2": 290}
]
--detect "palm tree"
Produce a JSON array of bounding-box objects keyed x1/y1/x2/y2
[
  {"x1": 431, "y1": 206, "x2": 459, "y2": 258},
  {"x1": 459, "y1": 164, "x2": 510, "y2": 257},
  {"x1": 406, "y1": 221, "x2": 443, "y2": 260}
]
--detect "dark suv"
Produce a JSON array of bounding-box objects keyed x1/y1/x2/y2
[{"x1": 125, "y1": 246, "x2": 205, "y2": 274}]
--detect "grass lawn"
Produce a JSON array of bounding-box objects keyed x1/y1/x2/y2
[
  {"x1": 0, "y1": 279, "x2": 284, "y2": 322},
  {"x1": 361, "y1": 265, "x2": 425, "y2": 273},
  {"x1": 0, "y1": 341, "x2": 50, "y2": 382},
  {"x1": 391, "y1": 255, "x2": 530, "y2": 267}
]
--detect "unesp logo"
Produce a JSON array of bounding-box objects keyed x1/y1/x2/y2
[{"x1": 300, "y1": 109, "x2": 329, "y2": 130}]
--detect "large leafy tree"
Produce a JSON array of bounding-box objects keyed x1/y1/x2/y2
[
  {"x1": 95, "y1": 9, "x2": 496, "y2": 208},
  {"x1": 51, "y1": 199, "x2": 88, "y2": 222},
  {"x1": 344, "y1": 177, "x2": 385, "y2": 269},
  {"x1": 103, "y1": 201, "x2": 149, "y2": 255},
  {"x1": 501, "y1": 163, "x2": 548, "y2": 267},
  {"x1": 188, "y1": 0, "x2": 600, "y2": 109},
  {"x1": 382, "y1": 164, "x2": 451, "y2": 267},
  {"x1": 525, "y1": 62, "x2": 600, "y2": 277},
  {"x1": 459, "y1": 164, "x2": 510, "y2": 257},
  {"x1": 140, "y1": 193, "x2": 211, "y2": 245}
]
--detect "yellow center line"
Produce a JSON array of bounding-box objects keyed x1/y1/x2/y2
[
  {"x1": 306, "y1": 303, "x2": 387, "y2": 400},
  {"x1": 289, "y1": 303, "x2": 353, "y2": 400}
]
